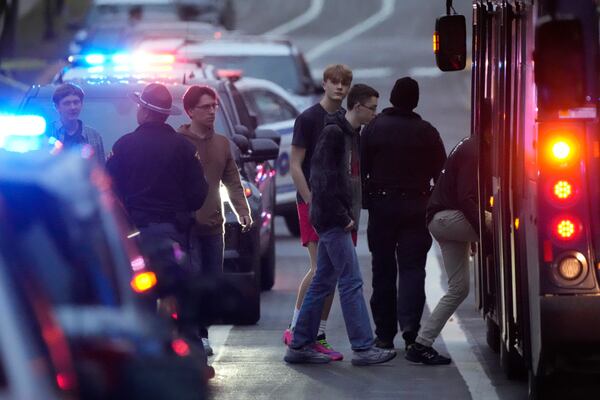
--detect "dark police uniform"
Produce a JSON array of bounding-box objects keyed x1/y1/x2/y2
[
  {"x1": 361, "y1": 78, "x2": 446, "y2": 348},
  {"x1": 107, "y1": 121, "x2": 208, "y2": 252}
]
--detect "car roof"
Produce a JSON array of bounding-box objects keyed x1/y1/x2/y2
[
  {"x1": 161, "y1": 35, "x2": 295, "y2": 57},
  {"x1": 57, "y1": 62, "x2": 207, "y2": 84},
  {"x1": 35, "y1": 78, "x2": 221, "y2": 98}
]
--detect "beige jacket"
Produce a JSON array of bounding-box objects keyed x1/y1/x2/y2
[{"x1": 179, "y1": 124, "x2": 250, "y2": 235}]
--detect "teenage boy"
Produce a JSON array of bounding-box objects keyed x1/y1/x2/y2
[
  {"x1": 284, "y1": 64, "x2": 353, "y2": 360},
  {"x1": 179, "y1": 85, "x2": 252, "y2": 356},
  {"x1": 285, "y1": 84, "x2": 395, "y2": 366},
  {"x1": 50, "y1": 83, "x2": 105, "y2": 164}
]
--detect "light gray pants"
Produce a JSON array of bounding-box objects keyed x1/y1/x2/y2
[{"x1": 416, "y1": 210, "x2": 478, "y2": 347}]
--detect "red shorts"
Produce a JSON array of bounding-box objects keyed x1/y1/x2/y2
[{"x1": 297, "y1": 202, "x2": 357, "y2": 247}]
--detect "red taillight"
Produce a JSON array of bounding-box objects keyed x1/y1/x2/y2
[
  {"x1": 130, "y1": 271, "x2": 157, "y2": 293},
  {"x1": 244, "y1": 187, "x2": 252, "y2": 198},
  {"x1": 553, "y1": 216, "x2": 581, "y2": 241},
  {"x1": 56, "y1": 373, "x2": 75, "y2": 391},
  {"x1": 171, "y1": 339, "x2": 190, "y2": 357},
  {"x1": 553, "y1": 180, "x2": 573, "y2": 200}
]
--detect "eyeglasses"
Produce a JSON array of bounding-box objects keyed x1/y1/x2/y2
[
  {"x1": 360, "y1": 103, "x2": 377, "y2": 112},
  {"x1": 195, "y1": 103, "x2": 219, "y2": 111}
]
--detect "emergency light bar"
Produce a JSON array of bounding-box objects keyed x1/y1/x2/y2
[
  {"x1": 0, "y1": 115, "x2": 47, "y2": 153},
  {"x1": 68, "y1": 52, "x2": 177, "y2": 67}
]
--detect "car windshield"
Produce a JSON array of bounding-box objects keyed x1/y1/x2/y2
[
  {"x1": 22, "y1": 94, "x2": 229, "y2": 151},
  {"x1": 0, "y1": 183, "x2": 121, "y2": 306},
  {"x1": 201, "y1": 55, "x2": 303, "y2": 94}
]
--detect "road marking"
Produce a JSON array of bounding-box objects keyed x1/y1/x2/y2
[
  {"x1": 408, "y1": 66, "x2": 444, "y2": 78},
  {"x1": 263, "y1": 0, "x2": 325, "y2": 36},
  {"x1": 209, "y1": 324, "x2": 233, "y2": 363},
  {"x1": 305, "y1": 0, "x2": 396, "y2": 62},
  {"x1": 426, "y1": 247, "x2": 501, "y2": 400}
]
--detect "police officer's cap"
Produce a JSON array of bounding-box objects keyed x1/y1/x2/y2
[{"x1": 131, "y1": 83, "x2": 182, "y2": 115}]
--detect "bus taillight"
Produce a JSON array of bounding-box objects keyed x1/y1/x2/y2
[
  {"x1": 552, "y1": 180, "x2": 574, "y2": 201},
  {"x1": 553, "y1": 216, "x2": 582, "y2": 241},
  {"x1": 542, "y1": 132, "x2": 580, "y2": 169}
]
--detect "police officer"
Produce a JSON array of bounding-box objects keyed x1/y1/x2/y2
[
  {"x1": 107, "y1": 82, "x2": 208, "y2": 243},
  {"x1": 360, "y1": 77, "x2": 446, "y2": 351}
]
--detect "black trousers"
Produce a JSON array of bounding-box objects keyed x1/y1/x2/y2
[{"x1": 367, "y1": 192, "x2": 432, "y2": 343}]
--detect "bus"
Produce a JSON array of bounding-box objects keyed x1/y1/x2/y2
[{"x1": 435, "y1": 0, "x2": 600, "y2": 398}]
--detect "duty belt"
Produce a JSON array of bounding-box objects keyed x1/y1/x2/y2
[{"x1": 368, "y1": 188, "x2": 430, "y2": 197}]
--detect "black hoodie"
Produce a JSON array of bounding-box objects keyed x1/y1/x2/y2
[{"x1": 309, "y1": 111, "x2": 361, "y2": 233}]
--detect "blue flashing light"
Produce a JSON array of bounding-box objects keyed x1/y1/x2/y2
[
  {"x1": 0, "y1": 115, "x2": 47, "y2": 153},
  {"x1": 84, "y1": 54, "x2": 106, "y2": 65}
]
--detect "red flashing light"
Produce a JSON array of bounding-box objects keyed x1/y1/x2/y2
[{"x1": 216, "y1": 69, "x2": 243, "y2": 81}]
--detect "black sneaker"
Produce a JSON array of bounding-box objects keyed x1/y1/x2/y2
[
  {"x1": 374, "y1": 337, "x2": 394, "y2": 349},
  {"x1": 405, "y1": 343, "x2": 451, "y2": 365},
  {"x1": 402, "y1": 331, "x2": 417, "y2": 351}
]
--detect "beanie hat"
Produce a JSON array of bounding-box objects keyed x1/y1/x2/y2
[{"x1": 389, "y1": 77, "x2": 419, "y2": 110}]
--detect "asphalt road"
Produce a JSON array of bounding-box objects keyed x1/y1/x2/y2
[{"x1": 208, "y1": 1, "x2": 528, "y2": 399}]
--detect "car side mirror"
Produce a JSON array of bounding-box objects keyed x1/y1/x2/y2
[
  {"x1": 255, "y1": 128, "x2": 280, "y2": 146},
  {"x1": 241, "y1": 138, "x2": 279, "y2": 163},
  {"x1": 234, "y1": 124, "x2": 252, "y2": 139},
  {"x1": 434, "y1": 14, "x2": 466, "y2": 71},
  {"x1": 534, "y1": 17, "x2": 585, "y2": 111},
  {"x1": 232, "y1": 133, "x2": 249, "y2": 153}
]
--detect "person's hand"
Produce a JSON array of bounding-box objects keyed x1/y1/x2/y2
[
  {"x1": 344, "y1": 219, "x2": 355, "y2": 231},
  {"x1": 240, "y1": 215, "x2": 253, "y2": 232},
  {"x1": 303, "y1": 192, "x2": 312, "y2": 205}
]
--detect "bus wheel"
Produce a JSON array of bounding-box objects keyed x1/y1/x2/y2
[
  {"x1": 528, "y1": 370, "x2": 550, "y2": 400},
  {"x1": 500, "y1": 341, "x2": 526, "y2": 380},
  {"x1": 486, "y1": 318, "x2": 500, "y2": 353}
]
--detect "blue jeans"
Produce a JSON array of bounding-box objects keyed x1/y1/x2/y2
[{"x1": 290, "y1": 227, "x2": 374, "y2": 351}]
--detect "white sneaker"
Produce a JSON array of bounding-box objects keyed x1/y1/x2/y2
[{"x1": 202, "y1": 337, "x2": 214, "y2": 356}]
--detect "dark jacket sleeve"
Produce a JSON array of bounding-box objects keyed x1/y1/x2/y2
[
  {"x1": 360, "y1": 119, "x2": 374, "y2": 209},
  {"x1": 181, "y1": 142, "x2": 209, "y2": 211},
  {"x1": 456, "y1": 144, "x2": 479, "y2": 233},
  {"x1": 430, "y1": 127, "x2": 447, "y2": 185},
  {"x1": 106, "y1": 139, "x2": 124, "y2": 200}
]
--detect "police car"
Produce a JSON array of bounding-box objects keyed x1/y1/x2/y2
[
  {"x1": 20, "y1": 75, "x2": 278, "y2": 323},
  {"x1": 234, "y1": 77, "x2": 302, "y2": 236},
  {"x1": 0, "y1": 116, "x2": 210, "y2": 398},
  {"x1": 138, "y1": 34, "x2": 322, "y2": 111}
]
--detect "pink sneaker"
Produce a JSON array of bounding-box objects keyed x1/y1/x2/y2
[
  {"x1": 283, "y1": 328, "x2": 293, "y2": 346},
  {"x1": 312, "y1": 334, "x2": 343, "y2": 361}
]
